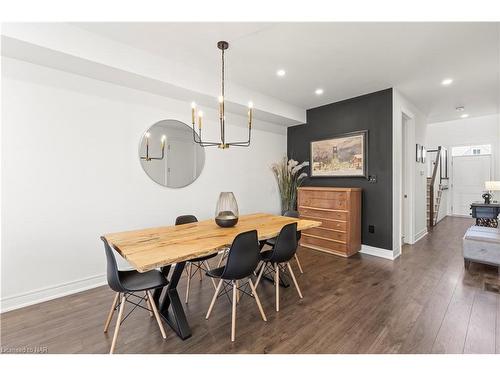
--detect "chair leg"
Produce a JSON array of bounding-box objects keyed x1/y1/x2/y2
[
  {"x1": 185, "y1": 262, "x2": 192, "y2": 304},
  {"x1": 204, "y1": 260, "x2": 217, "y2": 289},
  {"x1": 198, "y1": 262, "x2": 203, "y2": 281},
  {"x1": 206, "y1": 279, "x2": 223, "y2": 320},
  {"x1": 253, "y1": 260, "x2": 261, "y2": 276},
  {"x1": 254, "y1": 262, "x2": 266, "y2": 290},
  {"x1": 248, "y1": 279, "x2": 267, "y2": 321},
  {"x1": 217, "y1": 251, "x2": 225, "y2": 267},
  {"x1": 103, "y1": 292, "x2": 120, "y2": 333},
  {"x1": 217, "y1": 248, "x2": 228, "y2": 268},
  {"x1": 231, "y1": 281, "x2": 237, "y2": 342},
  {"x1": 109, "y1": 294, "x2": 126, "y2": 354},
  {"x1": 294, "y1": 253, "x2": 304, "y2": 274},
  {"x1": 287, "y1": 262, "x2": 303, "y2": 299},
  {"x1": 275, "y1": 263, "x2": 280, "y2": 312},
  {"x1": 236, "y1": 280, "x2": 240, "y2": 303},
  {"x1": 145, "y1": 291, "x2": 153, "y2": 317},
  {"x1": 147, "y1": 290, "x2": 167, "y2": 339}
]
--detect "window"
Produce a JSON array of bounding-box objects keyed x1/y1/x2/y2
[{"x1": 451, "y1": 144, "x2": 492, "y2": 157}]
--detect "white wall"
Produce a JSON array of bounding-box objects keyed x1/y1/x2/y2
[
  {"x1": 1, "y1": 57, "x2": 287, "y2": 312},
  {"x1": 393, "y1": 89, "x2": 428, "y2": 256},
  {"x1": 426, "y1": 114, "x2": 500, "y2": 215}
]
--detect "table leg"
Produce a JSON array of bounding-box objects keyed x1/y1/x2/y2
[
  {"x1": 152, "y1": 265, "x2": 170, "y2": 303},
  {"x1": 155, "y1": 262, "x2": 192, "y2": 340}
]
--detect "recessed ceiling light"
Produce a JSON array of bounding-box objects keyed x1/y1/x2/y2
[
  {"x1": 276, "y1": 69, "x2": 286, "y2": 77},
  {"x1": 315, "y1": 88, "x2": 324, "y2": 95},
  {"x1": 460, "y1": 113, "x2": 469, "y2": 119},
  {"x1": 441, "y1": 78, "x2": 453, "y2": 86}
]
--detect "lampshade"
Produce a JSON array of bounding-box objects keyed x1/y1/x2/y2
[{"x1": 485, "y1": 181, "x2": 500, "y2": 191}]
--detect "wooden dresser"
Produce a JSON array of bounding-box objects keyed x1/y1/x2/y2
[{"x1": 297, "y1": 187, "x2": 361, "y2": 257}]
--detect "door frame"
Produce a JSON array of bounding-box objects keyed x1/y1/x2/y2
[
  {"x1": 393, "y1": 106, "x2": 415, "y2": 253},
  {"x1": 451, "y1": 153, "x2": 492, "y2": 217},
  {"x1": 401, "y1": 113, "x2": 412, "y2": 244}
]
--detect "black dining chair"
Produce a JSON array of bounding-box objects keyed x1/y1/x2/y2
[
  {"x1": 255, "y1": 222, "x2": 303, "y2": 312},
  {"x1": 100, "y1": 237, "x2": 168, "y2": 354},
  {"x1": 263, "y1": 210, "x2": 304, "y2": 273},
  {"x1": 205, "y1": 230, "x2": 267, "y2": 342},
  {"x1": 175, "y1": 215, "x2": 218, "y2": 304}
]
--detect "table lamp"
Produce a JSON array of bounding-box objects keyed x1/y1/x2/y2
[{"x1": 484, "y1": 181, "x2": 500, "y2": 204}]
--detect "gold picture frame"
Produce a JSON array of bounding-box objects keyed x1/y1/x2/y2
[{"x1": 310, "y1": 130, "x2": 368, "y2": 178}]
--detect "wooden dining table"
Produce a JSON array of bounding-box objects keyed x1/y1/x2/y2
[{"x1": 102, "y1": 212, "x2": 321, "y2": 340}]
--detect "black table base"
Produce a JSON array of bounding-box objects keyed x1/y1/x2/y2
[
  {"x1": 476, "y1": 218, "x2": 498, "y2": 228},
  {"x1": 152, "y1": 261, "x2": 192, "y2": 340}
]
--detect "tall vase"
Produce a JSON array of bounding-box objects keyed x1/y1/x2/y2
[
  {"x1": 280, "y1": 195, "x2": 289, "y2": 215},
  {"x1": 280, "y1": 189, "x2": 296, "y2": 214},
  {"x1": 215, "y1": 192, "x2": 239, "y2": 227}
]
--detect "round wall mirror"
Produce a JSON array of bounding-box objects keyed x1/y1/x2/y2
[{"x1": 139, "y1": 119, "x2": 205, "y2": 188}]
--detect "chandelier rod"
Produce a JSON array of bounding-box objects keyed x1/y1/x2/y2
[{"x1": 220, "y1": 45, "x2": 225, "y2": 146}]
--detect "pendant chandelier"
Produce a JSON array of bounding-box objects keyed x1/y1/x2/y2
[{"x1": 191, "y1": 41, "x2": 253, "y2": 149}]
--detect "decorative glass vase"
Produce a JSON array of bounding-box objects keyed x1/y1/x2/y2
[{"x1": 215, "y1": 192, "x2": 239, "y2": 227}]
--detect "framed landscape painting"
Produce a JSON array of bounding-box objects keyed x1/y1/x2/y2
[{"x1": 310, "y1": 130, "x2": 368, "y2": 177}]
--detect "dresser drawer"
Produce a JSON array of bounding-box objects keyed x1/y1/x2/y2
[
  {"x1": 302, "y1": 227, "x2": 347, "y2": 243},
  {"x1": 299, "y1": 207, "x2": 347, "y2": 221},
  {"x1": 299, "y1": 196, "x2": 347, "y2": 210},
  {"x1": 299, "y1": 190, "x2": 347, "y2": 201},
  {"x1": 300, "y1": 216, "x2": 347, "y2": 232},
  {"x1": 321, "y1": 219, "x2": 347, "y2": 232},
  {"x1": 300, "y1": 235, "x2": 348, "y2": 254}
]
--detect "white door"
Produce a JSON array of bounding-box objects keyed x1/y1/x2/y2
[{"x1": 451, "y1": 155, "x2": 491, "y2": 216}]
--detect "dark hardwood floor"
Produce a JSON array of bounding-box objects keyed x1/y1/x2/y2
[{"x1": 1, "y1": 216, "x2": 499, "y2": 354}]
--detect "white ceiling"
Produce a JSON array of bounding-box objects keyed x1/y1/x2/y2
[{"x1": 75, "y1": 22, "x2": 499, "y2": 123}]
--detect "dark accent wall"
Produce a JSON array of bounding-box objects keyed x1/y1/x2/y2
[{"x1": 288, "y1": 88, "x2": 393, "y2": 250}]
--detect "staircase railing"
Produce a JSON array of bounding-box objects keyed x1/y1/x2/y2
[{"x1": 428, "y1": 147, "x2": 442, "y2": 228}]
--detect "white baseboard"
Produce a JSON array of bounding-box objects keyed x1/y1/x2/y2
[
  {"x1": 414, "y1": 228, "x2": 428, "y2": 243},
  {"x1": 393, "y1": 245, "x2": 401, "y2": 259},
  {"x1": 360, "y1": 244, "x2": 399, "y2": 260},
  {"x1": 1, "y1": 274, "x2": 106, "y2": 313}
]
